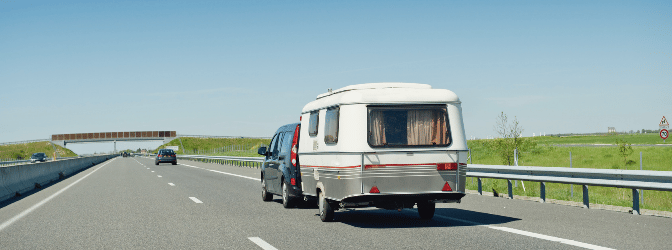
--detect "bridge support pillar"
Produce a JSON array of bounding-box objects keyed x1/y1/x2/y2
[
  {"x1": 114, "y1": 141, "x2": 117, "y2": 153},
  {"x1": 53, "y1": 140, "x2": 66, "y2": 147}
]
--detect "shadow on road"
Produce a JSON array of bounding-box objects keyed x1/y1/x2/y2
[{"x1": 337, "y1": 208, "x2": 520, "y2": 228}]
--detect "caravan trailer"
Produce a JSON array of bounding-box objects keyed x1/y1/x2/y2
[{"x1": 298, "y1": 83, "x2": 468, "y2": 222}]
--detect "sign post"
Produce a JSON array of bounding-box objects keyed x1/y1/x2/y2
[{"x1": 660, "y1": 116, "x2": 669, "y2": 142}]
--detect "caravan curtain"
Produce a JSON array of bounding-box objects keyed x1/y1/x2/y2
[
  {"x1": 407, "y1": 109, "x2": 449, "y2": 145},
  {"x1": 369, "y1": 110, "x2": 386, "y2": 145}
]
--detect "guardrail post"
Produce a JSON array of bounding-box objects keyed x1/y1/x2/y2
[
  {"x1": 507, "y1": 179, "x2": 513, "y2": 199},
  {"x1": 632, "y1": 189, "x2": 640, "y2": 215},
  {"x1": 582, "y1": 185, "x2": 589, "y2": 208},
  {"x1": 540, "y1": 182, "x2": 546, "y2": 203},
  {"x1": 478, "y1": 178, "x2": 482, "y2": 195}
]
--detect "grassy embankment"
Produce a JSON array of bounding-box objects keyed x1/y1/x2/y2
[
  {"x1": 155, "y1": 137, "x2": 271, "y2": 157},
  {"x1": 467, "y1": 133, "x2": 672, "y2": 212},
  {"x1": 0, "y1": 141, "x2": 77, "y2": 160}
]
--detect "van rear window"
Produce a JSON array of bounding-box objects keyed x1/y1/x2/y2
[{"x1": 367, "y1": 105, "x2": 450, "y2": 147}]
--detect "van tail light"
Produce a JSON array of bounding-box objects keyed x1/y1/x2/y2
[
  {"x1": 290, "y1": 178, "x2": 296, "y2": 185},
  {"x1": 158, "y1": 155, "x2": 162, "y2": 158},
  {"x1": 370, "y1": 186, "x2": 380, "y2": 193},
  {"x1": 290, "y1": 124, "x2": 300, "y2": 167},
  {"x1": 437, "y1": 163, "x2": 458, "y2": 171},
  {"x1": 442, "y1": 182, "x2": 453, "y2": 191}
]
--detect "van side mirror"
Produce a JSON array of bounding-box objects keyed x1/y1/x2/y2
[{"x1": 257, "y1": 147, "x2": 267, "y2": 156}]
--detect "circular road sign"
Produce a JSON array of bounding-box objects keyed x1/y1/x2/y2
[{"x1": 662, "y1": 129, "x2": 669, "y2": 140}]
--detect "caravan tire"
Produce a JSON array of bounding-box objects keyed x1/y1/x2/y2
[
  {"x1": 282, "y1": 182, "x2": 294, "y2": 208},
  {"x1": 319, "y1": 191, "x2": 334, "y2": 222},
  {"x1": 417, "y1": 201, "x2": 435, "y2": 220},
  {"x1": 262, "y1": 178, "x2": 273, "y2": 201}
]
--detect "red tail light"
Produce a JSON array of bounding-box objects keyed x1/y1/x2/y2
[
  {"x1": 158, "y1": 155, "x2": 162, "y2": 157},
  {"x1": 290, "y1": 124, "x2": 300, "y2": 167},
  {"x1": 290, "y1": 178, "x2": 296, "y2": 185},
  {"x1": 437, "y1": 163, "x2": 458, "y2": 171},
  {"x1": 370, "y1": 186, "x2": 380, "y2": 193},
  {"x1": 442, "y1": 182, "x2": 453, "y2": 191}
]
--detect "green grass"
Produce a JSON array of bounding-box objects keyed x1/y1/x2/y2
[
  {"x1": 155, "y1": 137, "x2": 271, "y2": 157},
  {"x1": 529, "y1": 133, "x2": 670, "y2": 145},
  {"x1": 0, "y1": 141, "x2": 77, "y2": 160},
  {"x1": 467, "y1": 137, "x2": 672, "y2": 212}
]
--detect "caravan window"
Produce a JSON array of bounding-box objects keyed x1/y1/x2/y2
[
  {"x1": 324, "y1": 107, "x2": 339, "y2": 144},
  {"x1": 367, "y1": 105, "x2": 451, "y2": 147},
  {"x1": 309, "y1": 111, "x2": 319, "y2": 136}
]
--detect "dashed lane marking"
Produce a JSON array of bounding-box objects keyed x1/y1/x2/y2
[
  {"x1": 248, "y1": 237, "x2": 278, "y2": 250},
  {"x1": 157, "y1": 175, "x2": 162, "y2": 178},
  {"x1": 168, "y1": 183, "x2": 175, "y2": 186},
  {"x1": 189, "y1": 197, "x2": 203, "y2": 204}
]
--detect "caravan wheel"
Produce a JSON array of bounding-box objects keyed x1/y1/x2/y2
[
  {"x1": 319, "y1": 191, "x2": 334, "y2": 222},
  {"x1": 417, "y1": 201, "x2": 435, "y2": 220}
]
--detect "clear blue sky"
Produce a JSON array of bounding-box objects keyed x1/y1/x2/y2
[{"x1": 1, "y1": 0, "x2": 670, "y2": 154}]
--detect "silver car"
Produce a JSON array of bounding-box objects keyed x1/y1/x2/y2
[{"x1": 30, "y1": 152, "x2": 48, "y2": 163}]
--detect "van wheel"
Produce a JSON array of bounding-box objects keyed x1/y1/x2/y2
[
  {"x1": 155, "y1": 161, "x2": 159, "y2": 165},
  {"x1": 172, "y1": 161, "x2": 177, "y2": 165},
  {"x1": 417, "y1": 201, "x2": 435, "y2": 220},
  {"x1": 282, "y1": 182, "x2": 294, "y2": 208},
  {"x1": 319, "y1": 191, "x2": 334, "y2": 222},
  {"x1": 261, "y1": 178, "x2": 273, "y2": 201}
]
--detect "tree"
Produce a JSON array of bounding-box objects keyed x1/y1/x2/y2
[
  {"x1": 616, "y1": 139, "x2": 634, "y2": 167},
  {"x1": 490, "y1": 112, "x2": 535, "y2": 166}
]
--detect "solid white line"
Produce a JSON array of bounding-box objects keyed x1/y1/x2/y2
[
  {"x1": 178, "y1": 163, "x2": 260, "y2": 181},
  {"x1": 248, "y1": 237, "x2": 278, "y2": 250},
  {"x1": 433, "y1": 214, "x2": 614, "y2": 250},
  {"x1": 168, "y1": 183, "x2": 175, "y2": 186},
  {"x1": 0, "y1": 158, "x2": 117, "y2": 232},
  {"x1": 189, "y1": 197, "x2": 203, "y2": 203},
  {"x1": 157, "y1": 175, "x2": 162, "y2": 178}
]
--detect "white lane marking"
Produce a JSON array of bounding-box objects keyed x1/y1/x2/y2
[
  {"x1": 0, "y1": 158, "x2": 117, "y2": 232},
  {"x1": 151, "y1": 171, "x2": 155, "y2": 173},
  {"x1": 433, "y1": 214, "x2": 614, "y2": 250},
  {"x1": 178, "y1": 163, "x2": 260, "y2": 181},
  {"x1": 189, "y1": 197, "x2": 203, "y2": 203},
  {"x1": 157, "y1": 175, "x2": 162, "y2": 178},
  {"x1": 248, "y1": 237, "x2": 278, "y2": 250},
  {"x1": 168, "y1": 183, "x2": 175, "y2": 186}
]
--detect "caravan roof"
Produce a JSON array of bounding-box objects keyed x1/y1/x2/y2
[{"x1": 302, "y1": 82, "x2": 460, "y2": 113}]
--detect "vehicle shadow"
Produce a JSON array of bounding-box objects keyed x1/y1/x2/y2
[{"x1": 336, "y1": 208, "x2": 520, "y2": 229}]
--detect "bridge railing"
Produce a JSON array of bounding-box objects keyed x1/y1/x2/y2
[{"x1": 174, "y1": 154, "x2": 672, "y2": 215}]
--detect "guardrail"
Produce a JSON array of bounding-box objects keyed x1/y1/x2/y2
[
  {"x1": 467, "y1": 164, "x2": 672, "y2": 215},
  {"x1": 0, "y1": 157, "x2": 82, "y2": 167},
  {"x1": 176, "y1": 154, "x2": 672, "y2": 215},
  {"x1": 177, "y1": 135, "x2": 271, "y2": 139}
]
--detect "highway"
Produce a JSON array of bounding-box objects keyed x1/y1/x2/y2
[{"x1": 1, "y1": 157, "x2": 670, "y2": 249}]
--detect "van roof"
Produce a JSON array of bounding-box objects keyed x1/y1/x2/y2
[{"x1": 303, "y1": 82, "x2": 459, "y2": 113}]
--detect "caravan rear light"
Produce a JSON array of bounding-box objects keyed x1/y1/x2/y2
[
  {"x1": 437, "y1": 163, "x2": 458, "y2": 171},
  {"x1": 370, "y1": 186, "x2": 380, "y2": 193},
  {"x1": 442, "y1": 182, "x2": 453, "y2": 191},
  {"x1": 290, "y1": 124, "x2": 300, "y2": 167},
  {"x1": 290, "y1": 178, "x2": 296, "y2": 185}
]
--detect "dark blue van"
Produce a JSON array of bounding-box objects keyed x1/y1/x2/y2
[{"x1": 257, "y1": 123, "x2": 302, "y2": 208}]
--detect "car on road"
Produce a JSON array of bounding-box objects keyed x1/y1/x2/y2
[
  {"x1": 155, "y1": 149, "x2": 177, "y2": 165},
  {"x1": 257, "y1": 123, "x2": 302, "y2": 209},
  {"x1": 30, "y1": 152, "x2": 48, "y2": 163}
]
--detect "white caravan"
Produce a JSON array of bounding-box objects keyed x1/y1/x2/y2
[{"x1": 298, "y1": 82, "x2": 468, "y2": 221}]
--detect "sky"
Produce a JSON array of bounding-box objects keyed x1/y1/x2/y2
[{"x1": 1, "y1": 0, "x2": 670, "y2": 154}]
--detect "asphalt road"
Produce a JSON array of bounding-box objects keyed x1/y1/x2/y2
[{"x1": 1, "y1": 156, "x2": 670, "y2": 249}]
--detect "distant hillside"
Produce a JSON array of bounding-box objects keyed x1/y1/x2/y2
[
  {"x1": 155, "y1": 137, "x2": 271, "y2": 157},
  {"x1": 0, "y1": 141, "x2": 77, "y2": 160}
]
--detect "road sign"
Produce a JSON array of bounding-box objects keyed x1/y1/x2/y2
[
  {"x1": 661, "y1": 116, "x2": 669, "y2": 126},
  {"x1": 661, "y1": 129, "x2": 669, "y2": 140}
]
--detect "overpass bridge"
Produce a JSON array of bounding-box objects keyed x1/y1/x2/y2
[{"x1": 51, "y1": 131, "x2": 177, "y2": 152}]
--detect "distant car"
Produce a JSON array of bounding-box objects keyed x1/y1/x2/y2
[
  {"x1": 155, "y1": 149, "x2": 177, "y2": 165},
  {"x1": 30, "y1": 152, "x2": 48, "y2": 163}
]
